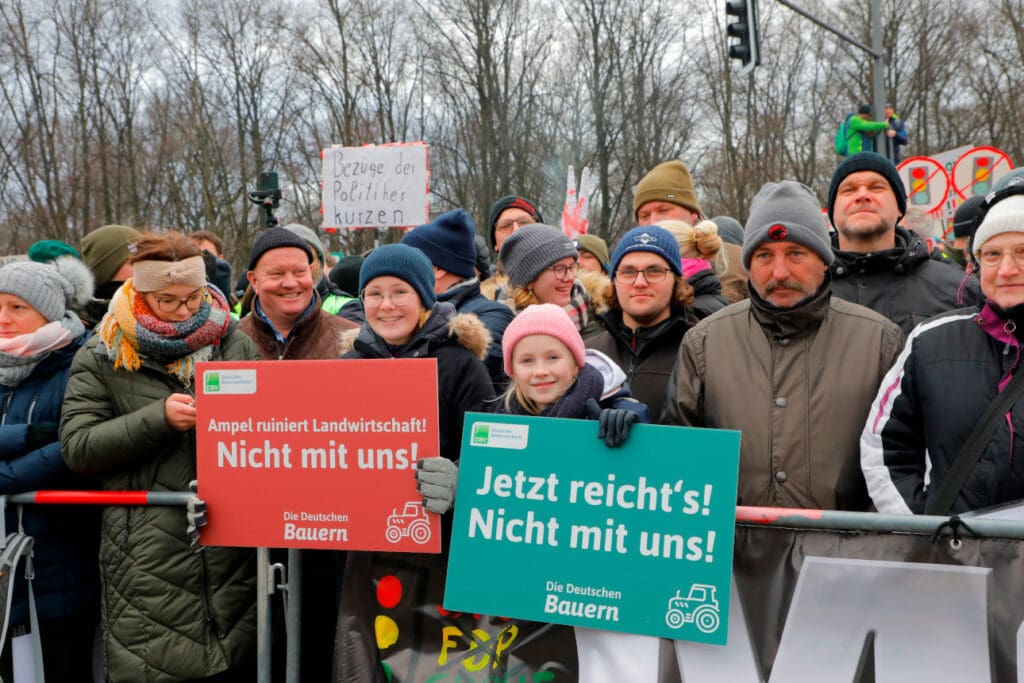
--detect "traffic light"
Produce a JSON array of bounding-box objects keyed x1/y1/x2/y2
[{"x1": 725, "y1": 0, "x2": 761, "y2": 74}]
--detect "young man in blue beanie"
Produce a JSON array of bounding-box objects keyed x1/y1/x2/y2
[
  {"x1": 828, "y1": 152, "x2": 983, "y2": 335},
  {"x1": 402, "y1": 208, "x2": 514, "y2": 390},
  {"x1": 664, "y1": 180, "x2": 903, "y2": 512}
]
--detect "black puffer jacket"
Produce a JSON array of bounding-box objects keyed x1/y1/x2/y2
[
  {"x1": 862, "y1": 302, "x2": 1024, "y2": 514},
  {"x1": 687, "y1": 269, "x2": 731, "y2": 319},
  {"x1": 830, "y1": 226, "x2": 983, "y2": 335}
]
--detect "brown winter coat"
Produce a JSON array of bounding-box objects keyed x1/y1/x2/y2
[
  {"x1": 662, "y1": 285, "x2": 903, "y2": 511},
  {"x1": 238, "y1": 301, "x2": 358, "y2": 360}
]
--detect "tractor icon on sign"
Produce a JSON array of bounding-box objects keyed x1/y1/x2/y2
[
  {"x1": 385, "y1": 502, "x2": 432, "y2": 544},
  {"x1": 665, "y1": 584, "x2": 721, "y2": 634}
]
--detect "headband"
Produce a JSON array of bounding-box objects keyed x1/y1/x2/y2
[{"x1": 131, "y1": 255, "x2": 207, "y2": 292}]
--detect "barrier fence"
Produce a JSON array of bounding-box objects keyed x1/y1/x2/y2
[{"x1": 6, "y1": 492, "x2": 1024, "y2": 682}]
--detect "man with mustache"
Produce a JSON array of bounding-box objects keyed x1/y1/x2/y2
[
  {"x1": 828, "y1": 152, "x2": 981, "y2": 335},
  {"x1": 663, "y1": 181, "x2": 903, "y2": 510}
]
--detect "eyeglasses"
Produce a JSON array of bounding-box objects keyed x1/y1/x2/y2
[
  {"x1": 615, "y1": 266, "x2": 671, "y2": 284},
  {"x1": 361, "y1": 288, "x2": 416, "y2": 307},
  {"x1": 495, "y1": 215, "x2": 536, "y2": 234},
  {"x1": 546, "y1": 262, "x2": 579, "y2": 280},
  {"x1": 979, "y1": 245, "x2": 1024, "y2": 268},
  {"x1": 151, "y1": 291, "x2": 205, "y2": 313}
]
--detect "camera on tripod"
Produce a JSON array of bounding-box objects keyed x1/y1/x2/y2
[{"x1": 248, "y1": 171, "x2": 282, "y2": 228}]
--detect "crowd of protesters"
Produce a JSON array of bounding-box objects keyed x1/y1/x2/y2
[{"x1": 1, "y1": 151, "x2": 1022, "y2": 681}]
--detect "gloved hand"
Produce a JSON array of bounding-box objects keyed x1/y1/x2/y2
[
  {"x1": 585, "y1": 398, "x2": 639, "y2": 448},
  {"x1": 416, "y1": 457, "x2": 459, "y2": 514},
  {"x1": 25, "y1": 423, "x2": 59, "y2": 451},
  {"x1": 186, "y1": 479, "x2": 208, "y2": 552}
]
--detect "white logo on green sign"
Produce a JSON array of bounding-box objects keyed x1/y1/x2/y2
[
  {"x1": 468, "y1": 422, "x2": 528, "y2": 450},
  {"x1": 205, "y1": 372, "x2": 221, "y2": 393}
]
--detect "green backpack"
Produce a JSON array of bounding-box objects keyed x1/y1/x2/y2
[{"x1": 834, "y1": 113, "x2": 855, "y2": 156}]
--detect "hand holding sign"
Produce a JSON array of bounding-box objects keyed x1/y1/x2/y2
[{"x1": 561, "y1": 165, "x2": 596, "y2": 238}]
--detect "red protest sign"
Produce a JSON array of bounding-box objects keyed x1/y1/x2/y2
[{"x1": 195, "y1": 359, "x2": 441, "y2": 552}]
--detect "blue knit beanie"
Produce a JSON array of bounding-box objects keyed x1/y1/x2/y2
[
  {"x1": 359, "y1": 243, "x2": 437, "y2": 308},
  {"x1": 609, "y1": 226, "x2": 682, "y2": 276},
  {"x1": 401, "y1": 209, "x2": 477, "y2": 279}
]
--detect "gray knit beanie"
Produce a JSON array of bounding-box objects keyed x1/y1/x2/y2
[
  {"x1": 281, "y1": 223, "x2": 327, "y2": 265},
  {"x1": 499, "y1": 224, "x2": 578, "y2": 287},
  {"x1": 742, "y1": 181, "x2": 834, "y2": 269},
  {"x1": 0, "y1": 256, "x2": 95, "y2": 322}
]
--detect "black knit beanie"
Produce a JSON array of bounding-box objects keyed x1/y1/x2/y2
[
  {"x1": 827, "y1": 152, "x2": 907, "y2": 226},
  {"x1": 488, "y1": 195, "x2": 543, "y2": 250},
  {"x1": 248, "y1": 227, "x2": 314, "y2": 271}
]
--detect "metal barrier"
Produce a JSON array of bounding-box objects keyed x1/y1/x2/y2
[
  {"x1": 2, "y1": 490, "x2": 297, "y2": 683},
  {"x1": 9, "y1": 492, "x2": 1024, "y2": 682}
]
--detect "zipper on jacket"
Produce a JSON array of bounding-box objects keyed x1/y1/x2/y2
[
  {"x1": 0, "y1": 392, "x2": 11, "y2": 424},
  {"x1": 25, "y1": 393, "x2": 40, "y2": 424},
  {"x1": 199, "y1": 552, "x2": 223, "y2": 639}
]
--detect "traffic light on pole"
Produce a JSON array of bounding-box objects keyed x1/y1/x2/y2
[{"x1": 726, "y1": 0, "x2": 761, "y2": 75}]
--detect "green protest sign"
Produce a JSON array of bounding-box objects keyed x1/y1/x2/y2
[{"x1": 444, "y1": 413, "x2": 740, "y2": 645}]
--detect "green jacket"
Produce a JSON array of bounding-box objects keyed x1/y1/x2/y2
[
  {"x1": 61, "y1": 324, "x2": 259, "y2": 682},
  {"x1": 847, "y1": 115, "x2": 890, "y2": 155}
]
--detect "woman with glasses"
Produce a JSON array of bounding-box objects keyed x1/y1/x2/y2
[
  {"x1": 498, "y1": 223, "x2": 606, "y2": 338},
  {"x1": 335, "y1": 244, "x2": 493, "y2": 680},
  {"x1": 62, "y1": 230, "x2": 260, "y2": 682}
]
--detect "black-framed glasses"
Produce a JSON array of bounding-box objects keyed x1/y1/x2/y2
[
  {"x1": 615, "y1": 266, "x2": 670, "y2": 284},
  {"x1": 546, "y1": 262, "x2": 579, "y2": 280},
  {"x1": 151, "y1": 290, "x2": 205, "y2": 313}
]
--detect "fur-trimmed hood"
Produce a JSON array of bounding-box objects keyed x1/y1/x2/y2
[{"x1": 339, "y1": 302, "x2": 491, "y2": 360}]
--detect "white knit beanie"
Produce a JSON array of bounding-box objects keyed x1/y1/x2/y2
[{"x1": 973, "y1": 195, "x2": 1024, "y2": 260}]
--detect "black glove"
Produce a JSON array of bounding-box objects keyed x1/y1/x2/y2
[
  {"x1": 186, "y1": 480, "x2": 208, "y2": 552},
  {"x1": 416, "y1": 458, "x2": 459, "y2": 514},
  {"x1": 585, "y1": 398, "x2": 638, "y2": 448},
  {"x1": 25, "y1": 423, "x2": 59, "y2": 451}
]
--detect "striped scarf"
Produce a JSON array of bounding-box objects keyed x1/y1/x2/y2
[{"x1": 98, "y1": 280, "x2": 231, "y2": 386}]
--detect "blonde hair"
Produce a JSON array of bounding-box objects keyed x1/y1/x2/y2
[
  {"x1": 656, "y1": 219, "x2": 729, "y2": 277},
  {"x1": 499, "y1": 335, "x2": 579, "y2": 415}
]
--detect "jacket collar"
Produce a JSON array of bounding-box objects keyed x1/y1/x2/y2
[
  {"x1": 830, "y1": 226, "x2": 930, "y2": 277},
  {"x1": 353, "y1": 302, "x2": 458, "y2": 358},
  {"x1": 748, "y1": 274, "x2": 832, "y2": 340},
  {"x1": 599, "y1": 307, "x2": 691, "y2": 355},
  {"x1": 253, "y1": 291, "x2": 321, "y2": 343}
]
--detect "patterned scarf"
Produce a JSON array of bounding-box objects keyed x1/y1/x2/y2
[
  {"x1": 98, "y1": 280, "x2": 231, "y2": 386},
  {"x1": 0, "y1": 313, "x2": 82, "y2": 387}
]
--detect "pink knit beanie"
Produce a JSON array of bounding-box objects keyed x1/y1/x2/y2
[{"x1": 502, "y1": 303, "x2": 587, "y2": 376}]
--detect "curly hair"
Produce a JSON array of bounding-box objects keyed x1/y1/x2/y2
[{"x1": 656, "y1": 219, "x2": 729, "y2": 278}]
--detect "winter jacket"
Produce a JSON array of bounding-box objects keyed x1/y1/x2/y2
[
  {"x1": 830, "y1": 226, "x2": 984, "y2": 335},
  {"x1": 0, "y1": 335, "x2": 98, "y2": 627},
  {"x1": 438, "y1": 277, "x2": 515, "y2": 391},
  {"x1": 61, "y1": 323, "x2": 260, "y2": 682},
  {"x1": 588, "y1": 308, "x2": 696, "y2": 421},
  {"x1": 239, "y1": 295, "x2": 359, "y2": 360},
  {"x1": 884, "y1": 115, "x2": 909, "y2": 163},
  {"x1": 687, "y1": 269, "x2": 731, "y2": 319},
  {"x1": 663, "y1": 282, "x2": 904, "y2": 510},
  {"x1": 340, "y1": 302, "x2": 495, "y2": 460},
  {"x1": 861, "y1": 303, "x2": 1024, "y2": 514},
  {"x1": 846, "y1": 115, "x2": 890, "y2": 155}
]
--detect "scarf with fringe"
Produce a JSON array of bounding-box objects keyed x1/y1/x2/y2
[
  {"x1": 0, "y1": 313, "x2": 83, "y2": 387},
  {"x1": 98, "y1": 280, "x2": 231, "y2": 386}
]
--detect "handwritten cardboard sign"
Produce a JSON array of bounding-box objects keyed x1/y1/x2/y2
[
  {"x1": 321, "y1": 142, "x2": 429, "y2": 230},
  {"x1": 444, "y1": 413, "x2": 740, "y2": 644},
  {"x1": 195, "y1": 359, "x2": 441, "y2": 552}
]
